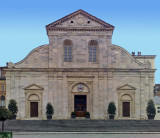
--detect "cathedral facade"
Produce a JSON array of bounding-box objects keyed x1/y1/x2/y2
[{"x1": 5, "y1": 10, "x2": 156, "y2": 119}]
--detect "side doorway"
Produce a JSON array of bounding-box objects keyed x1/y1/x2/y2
[
  {"x1": 123, "y1": 102, "x2": 130, "y2": 117},
  {"x1": 30, "y1": 102, "x2": 38, "y2": 117}
]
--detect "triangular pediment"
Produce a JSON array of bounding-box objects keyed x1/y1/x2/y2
[
  {"x1": 46, "y1": 9, "x2": 114, "y2": 30},
  {"x1": 24, "y1": 84, "x2": 44, "y2": 90},
  {"x1": 117, "y1": 84, "x2": 136, "y2": 90}
]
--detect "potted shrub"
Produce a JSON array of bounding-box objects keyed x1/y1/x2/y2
[
  {"x1": 8, "y1": 99, "x2": 18, "y2": 120},
  {"x1": 71, "y1": 111, "x2": 76, "y2": 119},
  {"x1": 85, "y1": 111, "x2": 90, "y2": 118},
  {"x1": 46, "y1": 102, "x2": 54, "y2": 120},
  {"x1": 107, "y1": 102, "x2": 116, "y2": 119},
  {"x1": 0, "y1": 107, "x2": 12, "y2": 132},
  {"x1": 146, "y1": 99, "x2": 156, "y2": 119}
]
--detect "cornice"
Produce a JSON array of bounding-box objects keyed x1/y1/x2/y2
[
  {"x1": 133, "y1": 55, "x2": 156, "y2": 59},
  {"x1": 4, "y1": 68, "x2": 156, "y2": 72},
  {"x1": 47, "y1": 27, "x2": 113, "y2": 32}
]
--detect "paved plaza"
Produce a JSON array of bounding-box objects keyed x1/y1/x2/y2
[{"x1": 13, "y1": 132, "x2": 160, "y2": 138}]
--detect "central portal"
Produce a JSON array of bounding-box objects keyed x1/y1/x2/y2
[{"x1": 74, "y1": 95, "x2": 87, "y2": 117}]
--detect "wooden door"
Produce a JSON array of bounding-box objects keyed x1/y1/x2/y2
[
  {"x1": 74, "y1": 95, "x2": 86, "y2": 117},
  {"x1": 30, "y1": 102, "x2": 38, "y2": 117},
  {"x1": 123, "y1": 102, "x2": 130, "y2": 117}
]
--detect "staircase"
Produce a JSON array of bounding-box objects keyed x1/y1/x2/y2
[{"x1": 1, "y1": 120, "x2": 160, "y2": 132}]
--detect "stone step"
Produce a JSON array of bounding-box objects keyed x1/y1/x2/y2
[{"x1": 1, "y1": 120, "x2": 160, "y2": 132}]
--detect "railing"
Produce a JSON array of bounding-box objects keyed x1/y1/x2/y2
[{"x1": 0, "y1": 132, "x2": 12, "y2": 138}]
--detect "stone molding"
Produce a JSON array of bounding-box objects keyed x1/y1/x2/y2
[{"x1": 24, "y1": 84, "x2": 44, "y2": 90}]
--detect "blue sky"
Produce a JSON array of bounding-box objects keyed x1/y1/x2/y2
[{"x1": 0, "y1": 0, "x2": 160, "y2": 83}]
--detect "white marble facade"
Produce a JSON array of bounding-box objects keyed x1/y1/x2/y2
[{"x1": 5, "y1": 10, "x2": 156, "y2": 120}]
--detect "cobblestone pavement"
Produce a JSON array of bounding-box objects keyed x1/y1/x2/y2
[{"x1": 13, "y1": 133, "x2": 160, "y2": 138}]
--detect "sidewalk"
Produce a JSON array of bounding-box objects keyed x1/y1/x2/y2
[{"x1": 13, "y1": 132, "x2": 160, "y2": 138}]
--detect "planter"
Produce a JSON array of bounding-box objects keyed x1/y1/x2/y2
[
  {"x1": 147, "y1": 114, "x2": 155, "y2": 120},
  {"x1": 47, "y1": 115, "x2": 52, "y2": 120},
  {"x1": 85, "y1": 114, "x2": 90, "y2": 118},
  {"x1": 71, "y1": 114, "x2": 76, "y2": 119},
  {"x1": 71, "y1": 112, "x2": 76, "y2": 119},
  {"x1": 85, "y1": 112, "x2": 90, "y2": 118},
  {"x1": 109, "y1": 115, "x2": 114, "y2": 119},
  {"x1": 12, "y1": 115, "x2": 17, "y2": 120}
]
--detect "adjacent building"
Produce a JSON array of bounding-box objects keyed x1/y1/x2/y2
[
  {"x1": 153, "y1": 96, "x2": 160, "y2": 120},
  {"x1": 0, "y1": 67, "x2": 6, "y2": 108}
]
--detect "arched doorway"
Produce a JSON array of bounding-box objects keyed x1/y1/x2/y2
[
  {"x1": 70, "y1": 82, "x2": 91, "y2": 118},
  {"x1": 74, "y1": 95, "x2": 86, "y2": 117},
  {"x1": 24, "y1": 84, "x2": 43, "y2": 119},
  {"x1": 117, "y1": 84, "x2": 136, "y2": 118}
]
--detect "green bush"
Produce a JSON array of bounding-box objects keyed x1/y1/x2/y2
[
  {"x1": 85, "y1": 112, "x2": 90, "y2": 115},
  {"x1": 71, "y1": 111, "x2": 76, "y2": 115},
  {"x1": 8, "y1": 99, "x2": 18, "y2": 115},
  {"x1": 107, "y1": 102, "x2": 116, "y2": 115},
  {"x1": 46, "y1": 102, "x2": 54, "y2": 116},
  {"x1": 0, "y1": 108, "x2": 12, "y2": 121},
  {"x1": 146, "y1": 99, "x2": 156, "y2": 115},
  {"x1": 0, "y1": 108, "x2": 12, "y2": 132}
]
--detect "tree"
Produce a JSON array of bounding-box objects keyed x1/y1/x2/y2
[
  {"x1": 146, "y1": 99, "x2": 156, "y2": 115},
  {"x1": 0, "y1": 108, "x2": 12, "y2": 132},
  {"x1": 46, "y1": 102, "x2": 54, "y2": 119},
  {"x1": 8, "y1": 99, "x2": 18, "y2": 119},
  {"x1": 107, "y1": 102, "x2": 116, "y2": 118}
]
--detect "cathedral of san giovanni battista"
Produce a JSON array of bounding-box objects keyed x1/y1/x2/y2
[{"x1": 5, "y1": 10, "x2": 156, "y2": 120}]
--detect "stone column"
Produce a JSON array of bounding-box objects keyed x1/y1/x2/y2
[
  {"x1": 149, "y1": 73, "x2": 155, "y2": 99},
  {"x1": 62, "y1": 74, "x2": 68, "y2": 119},
  {"x1": 140, "y1": 72, "x2": 146, "y2": 119},
  {"x1": 103, "y1": 73, "x2": 108, "y2": 119},
  {"x1": 5, "y1": 71, "x2": 11, "y2": 107},
  {"x1": 57, "y1": 72, "x2": 63, "y2": 118},
  {"x1": 53, "y1": 72, "x2": 58, "y2": 118},
  {"x1": 48, "y1": 72, "x2": 54, "y2": 114},
  {"x1": 98, "y1": 72, "x2": 105, "y2": 119},
  {"x1": 92, "y1": 74, "x2": 99, "y2": 119},
  {"x1": 15, "y1": 72, "x2": 21, "y2": 119},
  {"x1": 49, "y1": 36, "x2": 58, "y2": 68},
  {"x1": 57, "y1": 35, "x2": 62, "y2": 68}
]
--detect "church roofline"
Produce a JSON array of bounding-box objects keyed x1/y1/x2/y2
[{"x1": 46, "y1": 9, "x2": 114, "y2": 32}]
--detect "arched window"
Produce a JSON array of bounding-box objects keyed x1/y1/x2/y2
[
  {"x1": 64, "y1": 40, "x2": 72, "y2": 62},
  {"x1": 0, "y1": 96, "x2": 5, "y2": 107},
  {"x1": 1, "y1": 86, "x2": 5, "y2": 91},
  {"x1": 88, "y1": 40, "x2": 98, "y2": 62}
]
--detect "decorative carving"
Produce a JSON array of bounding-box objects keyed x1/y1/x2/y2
[
  {"x1": 77, "y1": 84, "x2": 83, "y2": 92},
  {"x1": 7, "y1": 62, "x2": 15, "y2": 68},
  {"x1": 145, "y1": 60, "x2": 152, "y2": 68},
  {"x1": 76, "y1": 17, "x2": 84, "y2": 25}
]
